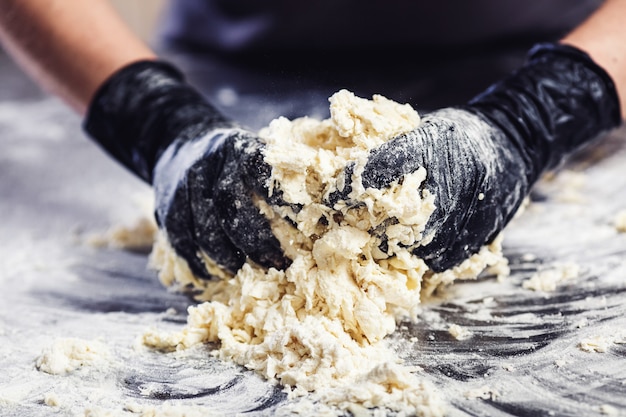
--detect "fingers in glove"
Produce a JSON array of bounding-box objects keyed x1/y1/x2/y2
[
  {"x1": 187, "y1": 162, "x2": 246, "y2": 275},
  {"x1": 410, "y1": 110, "x2": 528, "y2": 271},
  {"x1": 361, "y1": 128, "x2": 431, "y2": 190},
  {"x1": 333, "y1": 109, "x2": 526, "y2": 272},
  {"x1": 154, "y1": 180, "x2": 213, "y2": 280},
  {"x1": 235, "y1": 132, "x2": 295, "y2": 209},
  {"x1": 325, "y1": 120, "x2": 436, "y2": 208},
  {"x1": 325, "y1": 162, "x2": 356, "y2": 208},
  {"x1": 214, "y1": 138, "x2": 290, "y2": 271},
  {"x1": 155, "y1": 137, "x2": 242, "y2": 280}
]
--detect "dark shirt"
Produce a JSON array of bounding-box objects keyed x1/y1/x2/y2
[{"x1": 158, "y1": 0, "x2": 603, "y2": 55}]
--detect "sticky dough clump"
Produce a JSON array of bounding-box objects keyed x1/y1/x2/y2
[{"x1": 145, "y1": 89, "x2": 508, "y2": 416}]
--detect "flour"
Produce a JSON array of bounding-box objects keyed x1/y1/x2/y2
[
  {"x1": 463, "y1": 385, "x2": 501, "y2": 401},
  {"x1": 84, "y1": 403, "x2": 223, "y2": 417},
  {"x1": 145, "y1": 89, "x2": 509, "y2": 416}
]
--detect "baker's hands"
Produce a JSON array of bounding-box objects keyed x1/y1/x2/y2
[
  {"x1": 332, "y1": 43, "x2": 622, "y2": 272},
  {"x1": 83, "y1": 61, "x2": 287, "y2": 279},
  {"x1": 351, "y1": 108, "x2": 528, "y2": 272},
  {"x1": 151, "y1": 127, "x2": 288, "y2": 279}
]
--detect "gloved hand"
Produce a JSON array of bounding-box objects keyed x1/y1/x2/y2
[
  {"x1": 83, "y1": 61, "x2": 288, "y2": 279},
  {"x1": 330, "y1": 43, "x2": 622, "y2": 272}
]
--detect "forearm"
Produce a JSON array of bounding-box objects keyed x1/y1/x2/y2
[
  {"x1": 562, "y1": 0, "x2": 626, "y2": 119},
  {"x1": 0, "y1": 0, "x2": 156, "y2": 115}
]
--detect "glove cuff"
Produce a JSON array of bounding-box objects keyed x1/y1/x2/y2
[
  {"x1": 83, "y1": 60, "x2": 232, "y2": 183},
  {"x1": 528, "y1": 42, "x2": 622, "y2": 129},
  {"x1": 467, "y1": 42, "x2": 622, "y2": 183}
]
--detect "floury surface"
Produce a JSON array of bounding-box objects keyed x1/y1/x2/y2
[{"x1": 0, "y1": 49, "x2": 625, "y2": 416}]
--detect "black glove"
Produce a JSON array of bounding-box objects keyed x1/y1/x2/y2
[
  {"x1": 330, "y1": 43, "x2": 621, "y2": 272},
  {"x1": 83, "y1": 61, "x2": 288, "y2": 279}
]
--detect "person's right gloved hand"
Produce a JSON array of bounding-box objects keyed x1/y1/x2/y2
[
  {"x1": 83, "y1": 61, "x2": 288, "y2": 280},
  {"x1": 329, "y1": 43, "x2": 622, "y2": 272}
]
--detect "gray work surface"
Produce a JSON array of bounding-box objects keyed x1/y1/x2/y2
[{"x1": 1, "y1": 49, "x2": 625, "y2": 417}]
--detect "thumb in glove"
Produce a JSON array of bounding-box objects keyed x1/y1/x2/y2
[{"x1": 331, "y1": 43, "x2": 621, "y2": 272}]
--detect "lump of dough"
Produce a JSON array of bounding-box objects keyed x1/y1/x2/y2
[
  {"x1": 36, "y1": 337, "x2": 110, "y2": 375},
  {"x1": 146, "y1": 89, "x2": 508, "y2": 417}
]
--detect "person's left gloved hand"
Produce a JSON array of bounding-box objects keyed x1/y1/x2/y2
[
  {"x1": 83, "y1": 61, "x2": 288, "y2": 280},
  {"x1": 330, "y1": 43, "x2": 622, "y2": 272}
]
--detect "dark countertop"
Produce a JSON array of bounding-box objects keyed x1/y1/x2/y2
[{"x1": 0, "y1": 49, "x2": 625, "y2": 417}]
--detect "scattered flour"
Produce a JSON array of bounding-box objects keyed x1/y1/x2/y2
[
  {"x1": 145, "y1": 90, "x2": 510, "y2": 416},
  {"x1": 36, "y1": 337, "x2": 110, "y2": 375},
  {"x1": 463, "y1": 385, "x2": 500, "y2": 401},
  {"x1": 0, "y1": 381, "x2": 34, "y2": 406},
  {"x1": 84, "y1": 403, "x2": 223, "y2": 417}
]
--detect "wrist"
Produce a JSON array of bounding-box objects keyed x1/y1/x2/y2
[
  {"x1": 560, "y1": 0, "x2": 626, "y2": 120},
  {"x1": 83, "y1": 60, "x2": 232, "y2": 183},
  {"x1": 466, "y1": 42, "x2": 621, "y2": 183}
]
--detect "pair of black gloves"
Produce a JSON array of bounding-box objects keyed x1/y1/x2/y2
[{"x1": 84, "y1": 43, "x2": 621, "y2": 280}]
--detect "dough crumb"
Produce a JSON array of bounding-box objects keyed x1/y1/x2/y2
[
  {"x1": 86, "y1": 216, "x2": 157, "y2": 252},
  {"x1": 578, "y1": 335, "x2": 614, "y2": 353},
  {"x1": 613, "y1": 209, "x2": 626, "y2": 233},
  {"x1": 522, "y1": 262, "x2": 579, "y2": 292},
  {"x1": 599, "y1": 404, "x2": 620, "y2": 416},
  {"x1": 554, "y1": 359, "x2": 569, "y2": 368},
  {"x1": 43, "y1": 392, "x2": 59, "y2": 407},
  {"x1": 521, "y1": 253, "x2": 537, "y2": 262},
  {"x1": 502, "y1": 364, "x2": 515, "y2": 372},
  {"x1": 36, "y1": 337, "x2": 110, "y2": 375},
  {"x1": 448, "y1": 324, "x2": 472, "y2": 340},
  {"x1": 574, "y1": 318, "x2": 589, "y2": 329}
]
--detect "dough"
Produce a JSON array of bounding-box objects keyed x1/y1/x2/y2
[
  {"x1": 448, "y1": 324, "x2": 472, "y2": 341},
  {"x1": 36, "y1": 337, "x2": 110, "y2": 375},
  {"x1": 86, "y1": 216, "x2": 157, "y2": 252},
  {"x1": 522, "y1": 262, "x2": 579, "y2": 292},
  {"x1": 578, "y1": 335, "x2": 613, "y2": 353},
  {"x1": 614, "y1": 209, "x2": 626, "y2": 232},
  {"x1": 145, "y1": 90, "x2": 508, "y2": 416}
]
